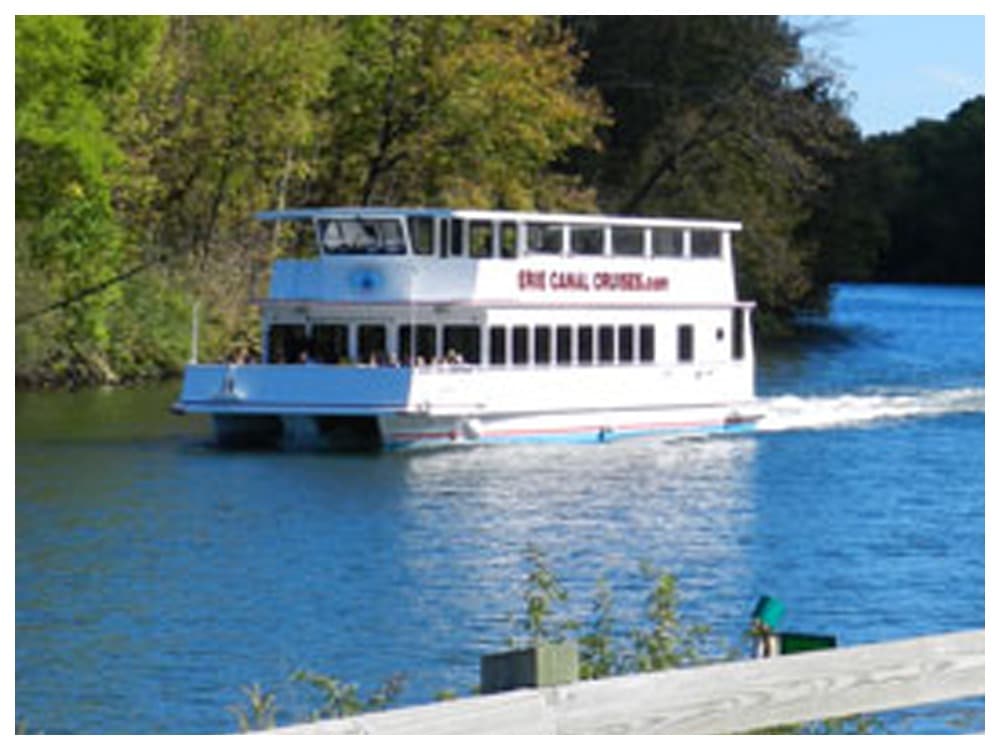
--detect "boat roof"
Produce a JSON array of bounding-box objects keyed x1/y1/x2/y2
[{"x1": 256, "y1": 207, "x2": 742, "y2": 232}]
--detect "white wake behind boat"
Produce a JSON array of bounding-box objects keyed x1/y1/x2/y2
[{"x1": 173, "y1": 207, "x2": 761, "y2": 450}]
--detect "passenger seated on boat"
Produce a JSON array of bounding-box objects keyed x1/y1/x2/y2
[{"x1": 445, "y1": 348, "x2": 464, "y2": 365}]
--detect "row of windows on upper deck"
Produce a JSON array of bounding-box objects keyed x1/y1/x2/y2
[{"x1": 317, "y1": 216, "x2": 724, "y2": 259}]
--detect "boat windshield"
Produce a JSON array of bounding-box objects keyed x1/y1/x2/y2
[{"x1": 318, "y1": 217, "x2": 407, "y2": 255}]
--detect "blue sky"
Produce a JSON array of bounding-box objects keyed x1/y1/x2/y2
[{"x1": 786, "y1": 15, "x2": 985, "y2": 136}]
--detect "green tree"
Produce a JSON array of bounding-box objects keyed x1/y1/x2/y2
[
  {"x1": 104, "y1": 16, "x2": 339, "y2": 367},
  {"x1": 877, "y1": 97, "x2": 984, "y2": 283},
  {"x1": 310, "y1": 16, "x2": 606, "y2": 210},
  {"x1": 116, "y1": 16, "x2": 334, "y2": 264},
  {"x1": 16, "y1": 16, "x2": 343, "y2": 386},
  {"x1": 800, "y1": 130, "x2": 895, "y2": 285},
  {"x1": 16, "y1": 16, "x2": 165, "y2": 385},
  {"x1": 806, "y1": 96, "x2": 984, "y2": 285},
  {"x1": 564, "y1": 16, "x2": 855, "y2": 324}
]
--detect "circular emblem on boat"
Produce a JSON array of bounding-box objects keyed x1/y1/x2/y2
[{"x1": 349, "y1": 268, "x2": 382, "y2": 293}]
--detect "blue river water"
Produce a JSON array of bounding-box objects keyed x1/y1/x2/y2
[{"x1": 15, "y1": 284, "x2": 985, "y2": 734}]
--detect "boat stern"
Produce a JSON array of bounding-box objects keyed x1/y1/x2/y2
[{"x1": 173, "y1": 363, "x2": 414, "y2": 449}]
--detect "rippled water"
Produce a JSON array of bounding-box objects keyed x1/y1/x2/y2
[{"x1": 15, "y1": 284, "x2": 985, "y2": 733}]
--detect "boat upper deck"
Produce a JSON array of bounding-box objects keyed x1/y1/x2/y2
[{"x1": 259, "y1": 207, "x2": 745, "y2": 308}]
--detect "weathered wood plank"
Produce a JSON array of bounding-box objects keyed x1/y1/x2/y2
[
  {"x1": 552, "y1": 629, "x2": 984, "y2": 734},
  {"x1": 268, "y1": 690, "x2": 554, "y2": 735},
  {"x1": 269, "y1": 629, "x2": 984, "y2": 735}
]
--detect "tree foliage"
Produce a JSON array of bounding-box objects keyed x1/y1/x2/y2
[
  {"x1": 14, "y1": 15, "x2": 984, "y2": 387},
  {"x1": 16, "y1": 16, "x2": 165, "y2": 384},
  {"x1": 15, "y1": 15, "x2": 604, "y2": 386},
  {"x1": 803, "y1": 96, "x2": 984, "y2": 286},
  {"x1": 117, "y1": 16, "x2": 334, "y2": 263},
  {"x1": 310, "y1": 16, "x2": 604, "y2": 209},
  {"x1": 877, "y1": 98, "x2": 981, "y2": 283},
  {"x1": 564, "y1": 16, "x2": 857, "y2": 321}
]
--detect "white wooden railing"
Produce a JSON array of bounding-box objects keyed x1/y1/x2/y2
[{"x1": 268, "y1": 629, "x2": 983, "y2": 734}]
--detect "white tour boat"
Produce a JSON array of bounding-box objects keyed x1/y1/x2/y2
[{"x1": 173, "y1": 207, "x2": 761, "y2": 450}]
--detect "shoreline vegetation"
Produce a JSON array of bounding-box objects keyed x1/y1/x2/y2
[{"x1": 15, "y1": 16, "x2": 984, "y2": 390}]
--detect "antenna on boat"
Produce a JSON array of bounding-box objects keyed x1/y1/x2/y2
[{"x1": 190, "y1": 300, "x2": 200, "y2": 364}]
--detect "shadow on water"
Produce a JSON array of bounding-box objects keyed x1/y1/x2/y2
[
  {"x1": 16, "y1": 381, "x2": 204, "y2": 445},
  {"x1": 758, "y1": 317, "x2": 885, "y2": 367},
  {"x1": 772, "y1": 316, "x2": 873, "y2": 346}
]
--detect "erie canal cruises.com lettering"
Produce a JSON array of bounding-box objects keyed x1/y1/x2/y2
[{"x1": 518, "y1": 269, "x2": 670, "y2": 293}]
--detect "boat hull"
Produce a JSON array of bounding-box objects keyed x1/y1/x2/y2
[
  {"x1": 175, "y1": 362, "x2": 758, "y2": 451},
  {"x1": 205, "y1": 404, "x2": 759, "y2": 451}
]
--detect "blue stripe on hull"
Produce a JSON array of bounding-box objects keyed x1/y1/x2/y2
[{"x1": 383, "y1": 418, "x2": 758, "y2": 451}]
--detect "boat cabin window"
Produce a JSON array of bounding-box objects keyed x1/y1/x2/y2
[
  {"x1": 618, "y1": 325, "x2": 635, "y2": 363},
  {"x1": 612, "y1": 226, "x2": 645, "y2": 256},
  {"x1": 577, "y1": 327, "x2": 594, "y2": 365},
  {"x1": 314, "y1": 324, "x2": 349, "y2": 363},
  {"x1": 556, "y1": 326, "x2": 572, "y2": 364},
  {"x1": 652, "y1": 227, "x2": 684, "y2": 257},
  {"x1": 570, "y1": 226, "x2": 604, "y2": 255},
  {"x1": 443, "y1": 325, "x2": 481, "y2": 364},
  {"x1": 408, "y1": 216, "x2": 435, "y2": 256},
  {"x1": 489, "y1": 326, "x2": 507, "y2": 365},
  {"x1": 358, "y1": 324, "x2": 387, "y2": 363},
  {"x1": 731, "y1": 309, "x2": 745, "y2": 360},
  {"x1": 677, "y1": 324, "x2": 694, "y2": 363},
  {"x1": 691, "y1": 230, "x2": 721, "y2": 258},
  {"x1": 500, "y1": 222, "x2": 518, "y2": 258},
  {"x1": 640, "y1": 325, "x2": 655, "y2": 362},
  {"x1": 480, "y1": 322, "x2": 659, "y2": 367},
  {"x1": 318, "y1": 218, "x2": 406, "y2": 255},
  {"x1": 268, "y1": 324, "x2": 308, "y2": 363},
  {"x1": 534, "y1": 326, "x2": 552, "y2": 364},
  {"x1": 444, "y1": 219, "x2": 464, "y2": 257},
  {"x1": 512, "y1": 326, "x2": 529, "y2": 364},
  {"x1": 469, "y1": 221, "x2": 494, "y2": 259},
  {"x1": 598, "y1": 325, "x2": 615, "y2": 363},
  {"x1": 526, "y1": 222, "x2": 564, "y2": 254},
  {"x1": 399, "y1": 324, "x2": 437, "y2": 364}
]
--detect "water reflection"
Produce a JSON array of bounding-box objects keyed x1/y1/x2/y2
[
  {"x1": 18, "y1": 433, "x2": 759, "y2": 692},
  {"x1": 390, "y1": 437, "x2": 759, "y2": 651}
]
